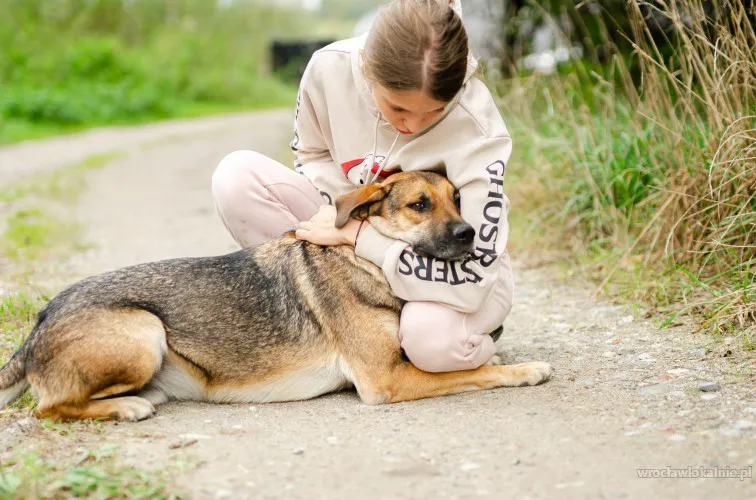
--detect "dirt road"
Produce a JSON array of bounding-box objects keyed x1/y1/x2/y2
[{"x1": 1, "y1": 110, "x2": 754, "y2": 499}]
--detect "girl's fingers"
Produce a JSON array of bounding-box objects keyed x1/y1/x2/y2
[
  {"x1": 295, "y1": 228, "x2": 310, "y2": 240},
  {"x1": 297, "y1": 221, "x2": 313, "y2": 230}
]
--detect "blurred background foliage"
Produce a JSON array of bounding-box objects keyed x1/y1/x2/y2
[{"x1": 0, "y1": 0, "x2": 363, "y2": 142}]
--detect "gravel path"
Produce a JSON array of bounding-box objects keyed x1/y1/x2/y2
[{"x1": 1, "y1": 111, "x2": 754, "y2": 499}]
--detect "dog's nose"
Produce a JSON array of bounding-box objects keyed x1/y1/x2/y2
[{"x1": 453, "y1": 224, "x2": 475, "y2": 244}]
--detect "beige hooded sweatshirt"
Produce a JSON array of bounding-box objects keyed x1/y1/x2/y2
[{"x1": 291, "y1": 15, "x2": 513, "y2": 315}]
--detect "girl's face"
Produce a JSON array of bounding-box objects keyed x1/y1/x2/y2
[{"x1": 372, "y1": 84, "x2": 449, "y2": 135}]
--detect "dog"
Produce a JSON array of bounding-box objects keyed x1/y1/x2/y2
[{"x1": 0, "y1": 171, "x2": 553, "y2": 421}]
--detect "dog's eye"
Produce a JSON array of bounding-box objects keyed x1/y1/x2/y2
[
  {"x1": 453, "y1": 191, "x2": 461, "y2": 210},
  {"x1": 408, "y1": 201, "x2": 427, "y2": 212}
]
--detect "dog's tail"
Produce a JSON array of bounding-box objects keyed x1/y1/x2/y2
[
  {"x1": 0, "y1": 349, "x2": 28, "y2": 407},
  {"x1": 0, "y1": 335, "x2": 30, "y2": 407}
]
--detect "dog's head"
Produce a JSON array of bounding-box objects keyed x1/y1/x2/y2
[{"x1": 334, "y1": 170, "x2": 474, "y2": 261}]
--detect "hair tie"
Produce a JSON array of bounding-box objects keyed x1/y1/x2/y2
[{"x1": 354, "y1": 220, "x2": 366, "y2": 248}]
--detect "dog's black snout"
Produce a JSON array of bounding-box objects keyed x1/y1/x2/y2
[{"x1": 453, "y1": 224, "x2": 475, "y2": 244}]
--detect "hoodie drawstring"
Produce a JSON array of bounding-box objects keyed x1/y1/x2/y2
[{"x1": 363, "y1": 113, "x2": 401, "y2": 185}]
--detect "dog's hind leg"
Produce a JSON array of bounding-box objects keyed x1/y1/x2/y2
[{"x1": 29, "y1": 309, "x2": 167, "y2": 422}]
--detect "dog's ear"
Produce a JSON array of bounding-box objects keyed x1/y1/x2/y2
[{"x1": 334, "y1": 184, "x2": 389, "y2": 228}]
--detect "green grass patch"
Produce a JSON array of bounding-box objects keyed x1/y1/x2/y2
[
  {"x1": 0, "y1": 153, "x2": 119, "y2": 262},
  {"x1": 0, "y1": 444, "x2": 178, "y2": 499},
  {"x1": 2, "y1": 208, "x2": 71, "y2": 261}
]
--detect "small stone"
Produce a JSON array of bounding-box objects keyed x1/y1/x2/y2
[
  {"x1": 15, "y1": 418, "x2": 34, "y2": 430},
  {"x1": 593, "y1": 305, "x2": 623, "y2": 315},
  {"x1": 701, "y1": 394, "x2": 718, "y2": 401},
  {"x1": 719, "y1": 428, "x2": 741, "y2": 437},
  {"x1": 666, "y1": 391, "x2": 686, "y2": 400},
  {"x1": 639, "y1": 383, "x2": 671, "y2": 396},
  {"x1": 667, "y1": 434, "x2": 686, "y2": 442},
  {"x1": 666, "y1": 368, "x2": 690, "y2": 376},
  {"x1": 575, "y1": 379, "x2": 594, "y2": 388},
  {"x1": 232, "y1": 425, "x2": 243, "y2": 430},
  {"x1": 178, "y1": 433, "x2": 212, "y2": 440},
  {"x1": 636, "y1": 353, "x2": 656, "y2": 364},
  {"x1": 734, "y1": 420, "x2": 755, "y2": 429},
  {"x1": 744, "y1": 407, "x2": 756, "y2": 414},
  {"x1": 326, "y1": 436, "x2": 339, "y2": 445},
  {"x1": 512, "y1": 458, "x2": 521, "y2": 466},
  {"x1": 691, "y1": 348, "x2": 707, "y2": 358},
  {"x1": 555, "y1": 481, "x2": 586, "y2": 489},
  {"x1": 606, "y1": 492, "x2": 629, "y2": 499},
  {"x1": 248, "y1": 406, "x2": 258, "y2": 412},
  {"x1": 292, "y1": 447, "x2": 305, "y2": 455},
  {"x1": 460, "y1": 461, "x2": 481, "y2": 471},
  {"x1": 724, "y1": 337, "x2": 735, "y2": 345},
  {"x1": 168, "y1": 438, "x2": 198, "y2": 450},
  {"x1": 698, "y1": 381, "x2": 721, "y2": 392},
  {"x1": 603, "y1": 351, "x2": 619, "y2": 358},
  {"x1": 620, "y1": 315, "x2": 634, "y2": 324}
]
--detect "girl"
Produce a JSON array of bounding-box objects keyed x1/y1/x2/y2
[{"x1": 212, "y1": 0, "x2": 514, "y2": 373}]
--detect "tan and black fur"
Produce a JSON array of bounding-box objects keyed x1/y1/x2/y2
[{"x1": 0, "y1": 171, "x2": 553, "y2": 421}]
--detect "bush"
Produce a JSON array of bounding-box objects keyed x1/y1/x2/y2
[{"x1": 0, "y1": 0, "x2": 308, "y2": 138}]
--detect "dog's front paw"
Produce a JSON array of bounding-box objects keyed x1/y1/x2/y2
[{"x1": 515, "y1": 361, "x2": 554, "y2": 386}]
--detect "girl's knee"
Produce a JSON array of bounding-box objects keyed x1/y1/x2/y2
[
  {"x1": 212, "y1": 150, "x2": 266, "y2": 208},
  {"x1": 399, "y1": 302, "x2": 495, "y2": 373}
]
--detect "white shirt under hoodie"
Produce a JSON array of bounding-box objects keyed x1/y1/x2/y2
[{"x1": 291, "y1": 29, "x2": 513, "y2": 315}]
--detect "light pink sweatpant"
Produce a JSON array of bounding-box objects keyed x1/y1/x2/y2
[{"x1": 211, "y1": 150, "x2": 512, "y2": 372}]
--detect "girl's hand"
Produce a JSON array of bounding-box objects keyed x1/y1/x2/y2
[{"x1": 295, "y1": 205, "x2": 363, "y2": 247}]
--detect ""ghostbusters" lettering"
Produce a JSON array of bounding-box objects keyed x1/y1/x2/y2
[{"x1": 398, "y1": 159, "x2": 506, "y2": 285}]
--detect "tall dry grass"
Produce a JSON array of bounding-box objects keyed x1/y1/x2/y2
[{"x1": 498, "y1": 0, "x2": 755, "y2": 341}]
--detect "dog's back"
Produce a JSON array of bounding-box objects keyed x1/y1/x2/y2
[{"x1": 35, "y1": 234, "x2": 399, "y2": 377}]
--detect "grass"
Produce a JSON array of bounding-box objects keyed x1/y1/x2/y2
[
  {"x1": 0, "y1": 153, "x2": 119, "y2": 262},
  {"x1": 0, "y1": 444, "x2": 178, "y2": 499},
  {"x1": 496, "y1": 0, "x2": 755, "y2": 342}
]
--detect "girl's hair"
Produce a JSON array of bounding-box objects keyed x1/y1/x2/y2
[{"x1": 362, "y1": 0, "x2": 469, "y2": 103}]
